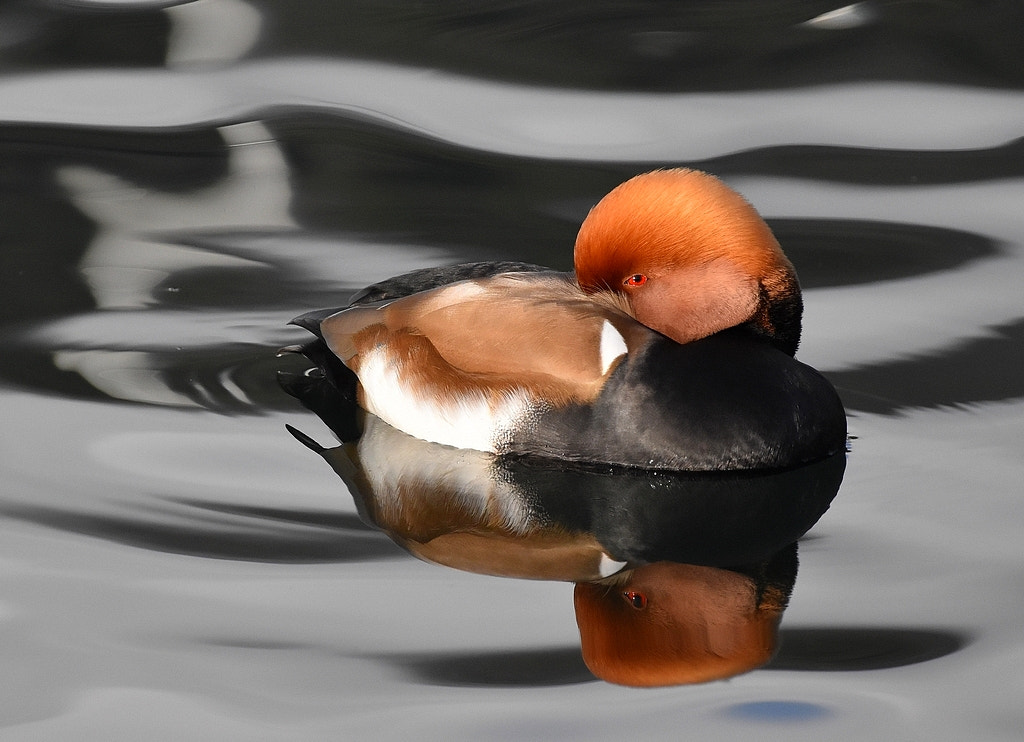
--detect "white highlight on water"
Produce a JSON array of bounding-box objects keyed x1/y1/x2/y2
[
  {"x1": 59, "y1": 121, "x2": 292, "y2": 310},
  {"x1": 3, "y1": 62, "x2": 1023, "y2": 157},
  {"x1": 166, "y1": 0, "x2": 263, "y2": 68}
]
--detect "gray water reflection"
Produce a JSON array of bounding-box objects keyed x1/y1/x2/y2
[{"x1": 2, "y1": 0, "x2": 1023, "y2": 738}]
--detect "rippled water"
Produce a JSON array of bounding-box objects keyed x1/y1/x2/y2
[{"x1": 2, "y1": 2, "x2": 1023, "y2": 740}]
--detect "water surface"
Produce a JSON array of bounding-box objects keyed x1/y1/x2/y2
[{"x1": 2, "y1": 2, "x2": 1023, "y2": 740}]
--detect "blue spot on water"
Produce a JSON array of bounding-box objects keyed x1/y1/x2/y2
[{"x1": 725, "y1": 701, "x2": 831, "y2": 722}]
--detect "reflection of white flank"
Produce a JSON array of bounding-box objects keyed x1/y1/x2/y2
[
  {"x1": 166, "y1": 0, "x2": 263, "y2": 68},
  {"x1": 357, "y1": 415, "x2": 535, "y2": 535},
  {"x1": 58, "y1": 121, "x2": 293, "y2": 309}
]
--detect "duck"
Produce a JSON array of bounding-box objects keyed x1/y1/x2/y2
[{"x1": 288, "y1": 168, "x2": 846, "y2": 471}]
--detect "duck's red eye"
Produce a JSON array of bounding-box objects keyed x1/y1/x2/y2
[
  {"x1": 623, "y1": 590, "x2": 647, "y2": 610},
  {"x1": 624, "y1": 274, "x2": 648, "y2": 287}
]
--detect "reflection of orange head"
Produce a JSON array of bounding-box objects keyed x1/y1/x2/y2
[{"x1": 573, "y1": 561, "x2": 786, "y2": 686}]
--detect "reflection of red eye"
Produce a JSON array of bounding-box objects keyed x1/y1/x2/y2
[
  {"x1": 623, "y1": 274, "x2": 648, "y2": 287},
  {"x1": 623, "y1": 591, "x2": 647, "y2": 610}
]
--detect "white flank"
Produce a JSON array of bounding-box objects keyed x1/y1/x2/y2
[
  {"x1": 357, "y1": 347, "x2": 534, "y2": 453},
  {"x1": 599, "y1": 320, "x2": 628, "y2": 375},
  {"x1": 599, "y1": 553, "x2": 629, "y2": 578}
]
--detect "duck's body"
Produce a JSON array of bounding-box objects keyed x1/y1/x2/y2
[{"x1": 289, "y1": 169, "x2": 846, "y2": 471}]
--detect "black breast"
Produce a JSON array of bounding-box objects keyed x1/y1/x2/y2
[{"x1": 507, "y1": 327, "x2": 847, "y2": 471}]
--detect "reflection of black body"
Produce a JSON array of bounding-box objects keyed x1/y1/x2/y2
[{"x1": 506, "y1": 452, "x2": 844, "y2": 570}]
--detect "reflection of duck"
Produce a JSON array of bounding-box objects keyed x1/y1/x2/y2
[
  {"x1": 285, "y1": 412, "x2": 843, "y2": 581},
  {"x1": 279, "y1": 377, "x2": 844, "y2": 685},
  {"x1": 289, "y1": 169, "x2": 846, "y2": 471}
]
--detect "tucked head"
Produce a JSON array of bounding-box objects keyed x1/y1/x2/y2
[{"x1": 574, "y1": 169, "x2": 802, "y2": 355}]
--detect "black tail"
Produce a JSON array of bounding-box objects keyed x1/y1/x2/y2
[{"x1": 288, "y1": 307, "x2": 344, "y2": 338}]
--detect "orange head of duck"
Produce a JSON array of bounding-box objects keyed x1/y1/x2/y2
[
  {"x1": 573, "y1": 561, "x2": 787, "y2": 687},
  {"x1": 574, "y1": 169, "x2": 802, "y2": 356}
]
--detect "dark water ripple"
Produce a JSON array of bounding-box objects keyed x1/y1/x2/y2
[
  {"x1": 0, "y1": 341, "x2": 307, "y2": 411},
  {"x1": 0, "y1": 1, "x2": 170, "y2": 70},
  {"x1": 0, "y1": 124, "x2": 229, "y2": 323},
  {"x1": 3, "y1": 114, "x2": 1007, "y2": 314},
  {"x1": 4, "y1": 1, "x2": 1023, "y2": 90},
  {"x1": 370, "y1": 626, "x2": 971, "y2": 687},
  {"x1": 380, "y1": 647, "x2": 594, "y2": 687},
  {"x1": 269, "y1": 112, "x2": 1020, "y2": 263},
  {"x1": 2, "y1": 108, "x2": 1019, "y2": 414},
  {"x1": 768, "y1": 626, "x2": 970, "y2": 671},
  {"x1": 0, "y1": 500, "x2": 404, "y2": 563},
  {"x1": 828, "y1": 317, "x2": 1024, "y2": 415},
  {"x1": 702, "y1": 137, "x2": 1024, "y2": 186}
]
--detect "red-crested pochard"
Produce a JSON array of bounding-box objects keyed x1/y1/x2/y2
[{"x1": 290, "y1": 169, "x2": 846, "y2": 471}]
